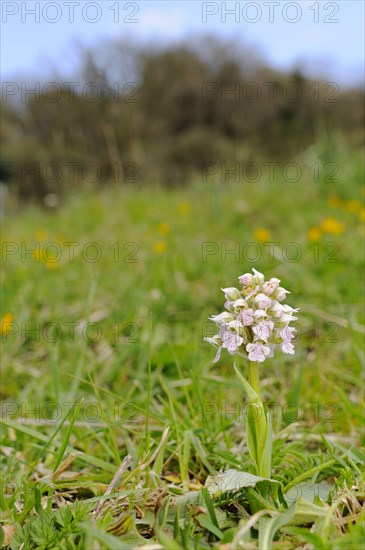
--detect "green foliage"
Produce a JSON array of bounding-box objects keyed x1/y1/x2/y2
[
  {"x1": 10, "y1": 501, "x2": 91, "y2": 549},
  {"x1": 2, "y1": 37, "x2": 364, "y2": 201},
  {"x1": 1, "y1": 142, "x2": 364, "y2": 547}
]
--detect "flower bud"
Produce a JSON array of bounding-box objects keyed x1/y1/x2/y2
[
  {"x1": 239, "y1": 273, "x2": 254, "y2": 286},
  {"x1": 279, "y1": 313, "x2": 298, "y2": 323},
  {"x1": 224, "y1": 300, "x2": 234, "y2": 312},
  {"x1": 262, "y1": 277, "x2": 280, "y2": 295},
  {"x1": 252, "y1": 268, "x2": 265, "y2": 285},
  {"x1": 222, "y1": 287, "x2": 241, "y2": 301},
  {"x1": 210, "y1": 312, "x2": 234, "y2": 324},
  {"x1": 274, "y1": 287, "x2": 290, "y2": 301}
]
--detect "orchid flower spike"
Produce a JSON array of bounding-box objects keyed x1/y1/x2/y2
[{"x1": 205, "y1": 268, "x2": 299, "y2": 363}]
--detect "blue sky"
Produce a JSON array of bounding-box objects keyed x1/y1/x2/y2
[{"x1": 1, "y1": 1, "x2": 364, "y2": 86}]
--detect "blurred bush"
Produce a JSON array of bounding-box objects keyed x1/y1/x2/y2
[{"x1": 1, "y1": 36, "x2": 364, "y2": 201}]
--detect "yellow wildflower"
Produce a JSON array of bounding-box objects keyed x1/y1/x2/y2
[
  {"x1": 153, "y1": 242, "x2": 167, "y2": 255},
  {"x1": 320, "y1": 217, "x2": 344, "y2": 235},
  {"x1": 35, "y1": 230, "x2": 48, "y2": 241},
  {"x1": 157, "y1": 222, "x2": 171, "y2": 236},
  {"x1": 359, "y1": 208, "x2": 365, "y2": 223},
  {"x1": 1, "y1": 313, "x2": 14, "y2": 334},
  {"x1": 308, "y1": 227, "x2": 321, "y2": 241},
  {"x1": 344, "y1": 199, "x2": 363, "y2": 214},
  {"x1": 55, "y1": 234, "x2": 66, "y2": 244},
  {"x1": 178, "y1": 202, "x2": 191, "y2": 215},
  {"x1": 254, "y1": 228, "x2": 271, "y2": 242},
  {"x1": 44, "y1": 259, "x2": 58, "y2": 270},
  {"x1": 33, "y1": 247, "x2": 59, "y2": 267}
]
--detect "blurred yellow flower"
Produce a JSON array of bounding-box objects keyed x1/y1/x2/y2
[
  {"x1": 33, "y1": 248, "x2": 59, "y2": 267},
  {"x1": 153, "y1": 241, "x2": 167, "y2": 254},
  {"x1": 35, "y1": 230, "x2": 48, "y2": 241},
  {"x1": 178, "y1": 202, "x2": 191, "y2": 215},
  {"x1": 360, "y1": 208, "x2": 365, "y2": 223},
  {"x1": 344, "y1": 199, "x2": 363, "y2": 214},
  {"x1": 55, "y1": 233, "x2": 66, "y2": 244},
  {"x1": 308, "y1": 227, "x2": 321, "y2": 241},
  {"x1": 254, "y1": 228, "x2": 271, "y2": 242},
  {"x1": 320, "y1": 217, "x2": 344, "y2": 235},
  {"x1": 45, "y1": 259, "x2": 58, "y2": 270},
  {"x1": 157, "y1": 222, "x2": 171, "y2": 236},
  {"x1": 0, "y1": 313, "x2": 13, "y2": 334}
]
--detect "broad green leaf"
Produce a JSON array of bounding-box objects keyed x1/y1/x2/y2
[
  {"x1": 290, "y1": 498, "x2": 327, "y2": 525},
  {"x1": 246, "y1": 403, "x2": 260, "y2": 465},
  {"x1": 244, "y1": 487, "x2": 278, "y2": 514},
  {"x1": 285, "y1": 482, "x2": 331, "y2": 505},
  {"x1": 259, "y1": 411, "x2": 273, "y2": 479},
  {"x1": 173, "y1": 470, "x2": 283, "y2": 516},
  {"x1": 205, "y1": 469, "x2": 280, "y2": 499},
  {"x1": 172, "y1": 490, "x2": 204, "y2": 512}
]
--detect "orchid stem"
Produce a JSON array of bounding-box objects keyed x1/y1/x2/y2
[{"x1": 248, "y1": 361, "x2": 262, "y2": 402}]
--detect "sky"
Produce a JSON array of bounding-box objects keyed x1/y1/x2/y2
[{"x1": 1, "y1": 1, "x2": 364, "y2": 86}]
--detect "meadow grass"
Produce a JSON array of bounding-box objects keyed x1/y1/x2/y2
[{"x1": 1, "y1": 142, "x2": 364, "y2": 548}]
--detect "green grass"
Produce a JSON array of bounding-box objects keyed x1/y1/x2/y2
[{"x1": 1, "y1": 142, "x2": 364, "y2": 549}]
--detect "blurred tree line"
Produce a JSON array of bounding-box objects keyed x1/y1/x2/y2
[{"x1": 1, "y1": 36, "x2": 364, "y2": 201}]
